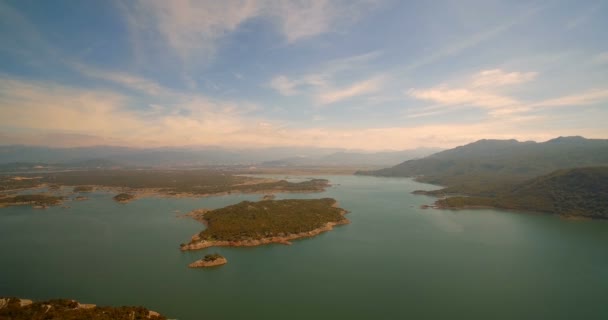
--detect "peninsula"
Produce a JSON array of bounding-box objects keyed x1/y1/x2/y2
[{"x1": 182, "y1": 198, "x2": 349, "y2": 251}]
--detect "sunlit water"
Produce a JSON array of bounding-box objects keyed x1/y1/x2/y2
[{"x1": 1, "y1": 175, "x2": 607, "y2": 319}]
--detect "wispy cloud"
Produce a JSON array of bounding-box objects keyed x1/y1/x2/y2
[
  {"x1": 122, "y1": 0, "x2": 378, "y2": 66},
  {"x1": 471, "y1": 69, "x2": 537, "y2": 88},
  {"x1": 317, "y1": 75, "x2": 386, "y2": 105},
  {"x1": 528, "y1": 89, "x2": 608, "y2": 108},
  {"x1": 402, "y1": 5, "x2": 541, "y2": 72},
  {"x1": 407, "y1": 68, "x2": 608, "y2": 118},
  {"x1": 73, "y1": 63, "x2": 171, "y2": 96},
  {"x1": 269, "y1": 51, "x2": 384, "y2": 104}
]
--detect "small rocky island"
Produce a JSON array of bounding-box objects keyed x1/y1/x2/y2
[
  {"x1": 188, "y1": 253, "x2": 227, "y2": 268},
  {"x1": 182, "y1": 198, "x2": 349, "y2": 251},
  {"x1": 113, "y1": 193, "x2": 136, "y2": 203}
]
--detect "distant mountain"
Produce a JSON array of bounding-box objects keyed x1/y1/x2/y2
[
  {"x1": 357, "y1": 136, "x2": 608, "y2": 195},
  {"x1": 0, "y1": 158, "x2": 123, "y2": 173},
  {"x1": 260, "y1": 148, "x2": 441, "y2": 167},
  {"x1": 0, "y1": 145, "x2": 439, "y2": 168},
  {"x1": 436, "y1": 167, "x2": 608, "y2": 219}
]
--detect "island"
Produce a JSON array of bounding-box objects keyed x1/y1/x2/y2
[
  {"x1": 0, "y1": 297, "x2": 166, "y2": 319},
  {"x1": 113, "y1": 193, "x2": 136, "y2": 203},
  {"x1": 182, "y1": 198, "x2": 349, "y2": 251},
  {"x1": 188, "y1": 253, "x2": 227, "y2": 268},
  {"x1": 0, "y1": 194, "x2": 64, "y2": 208}
]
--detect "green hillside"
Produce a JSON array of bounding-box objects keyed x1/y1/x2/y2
[
  {"x1": 357, "y1": 136, "x2": 608, "y2": 196},
  {"x1": 436, "y1": 167, "x2": 608, "y2": 219}
]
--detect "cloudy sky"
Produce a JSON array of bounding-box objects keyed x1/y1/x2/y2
[{"x1": 0, "y1": 0, "x2": 607, "y2": 150}]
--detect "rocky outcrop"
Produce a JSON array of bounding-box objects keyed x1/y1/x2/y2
[{"x1": 188, "y1": 257, "x2": 228, "y2": 268}]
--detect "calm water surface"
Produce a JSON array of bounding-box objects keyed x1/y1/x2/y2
[{"x1": 1, "y1": 175, "x2": 607, "y2": 319}]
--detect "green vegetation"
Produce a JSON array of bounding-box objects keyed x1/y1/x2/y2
[
  {"x1": 113, "y1": 193, "x2": 135, "y2": 202},
  {"x1": 435, "y1": 167, "x2": 608, "y2": 219},
  {"x1": 0, "y1": 194, "x2": 63, "y2": 207},
  {"x1": 0, "y1": 297, "x2": 166, "y2": 319},
  {"x1": 73, "y1": 185, "x2": 93, "y2": 192},
  {"x1": 203, "y1": 253, "x2": 224, "y2": 262},
  {"x1": 0, "y1": 176, "x2": 42, "y2": 192},
  {"x1": 359, "y1": 137, "x2": 608, "y2": 218},
  {"x1": 196, "y1": 198, "x2": 347, "y2": 242},
  {"x1": 358, "y1": 137, "x2": 608, "y2": 196}
]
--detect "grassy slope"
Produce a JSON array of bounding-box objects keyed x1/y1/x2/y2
[{"x1": 197, "y1": 198, "x2": 347, "y2": 242}]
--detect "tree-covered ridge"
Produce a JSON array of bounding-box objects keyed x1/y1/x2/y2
[
  {"x1": 435, "y1": 167, "x2": 608, "y2": 219},
  {"x1": 197, "y1": 198, "x2": 347, "y2": 242},
  {"x1": 0, "y1": 297, "x2": 166, "y2": 320},
  {"x1": 358, "y1": 136, "x2": 608, "y2": 196}
]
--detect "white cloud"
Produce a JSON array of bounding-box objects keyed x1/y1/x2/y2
[
  {"x1": 471, "y1": 69, "x2": 537, "y2": 88},
  {"x1": 408, "y1": 87, "x2": 518, "y2": 109},
  {"x1": 407, "y1": 68, "x2": 608, "y2": 118},
  {"x1": 123, "y1": 0, "x2": 377, "y2": 65}
]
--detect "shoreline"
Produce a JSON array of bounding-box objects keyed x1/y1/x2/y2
[{"x1": 181, "y1": 203, "x2": 349, "y2": 251}]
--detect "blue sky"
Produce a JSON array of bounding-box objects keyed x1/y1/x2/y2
[{"x1": 0, "y1": 0, "x2": 607, "y2": 150}]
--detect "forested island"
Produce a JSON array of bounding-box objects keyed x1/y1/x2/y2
[
  {"x1": 182, "y1": 198, "x2": 349, "y2": 251},
  {"x1": 0, "y1": 297, "x2": 166, "y2": 319},
  {"x1": 358, "y1": 137, "x2": 608, "y2": 219}
]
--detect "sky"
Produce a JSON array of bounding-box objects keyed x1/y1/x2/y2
[{"x1": 0, "y1": 0, "x2": 607, "y2": 151}]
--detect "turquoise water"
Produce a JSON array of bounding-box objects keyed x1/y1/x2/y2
[{"x1": 1, "y1": 175, "x2": 608, "y2": 319}]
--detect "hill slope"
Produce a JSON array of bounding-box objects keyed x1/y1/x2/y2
[
  {"x1": 357, "y1": 136, "x2": 608, "y2": 195},
  {"x1": 436, "y1": 167, "x2": 608, "y2": 219}
]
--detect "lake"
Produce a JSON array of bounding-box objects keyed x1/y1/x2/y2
[{"x1": 1, "y1": 175, "x2": 607, "y2": 319}]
